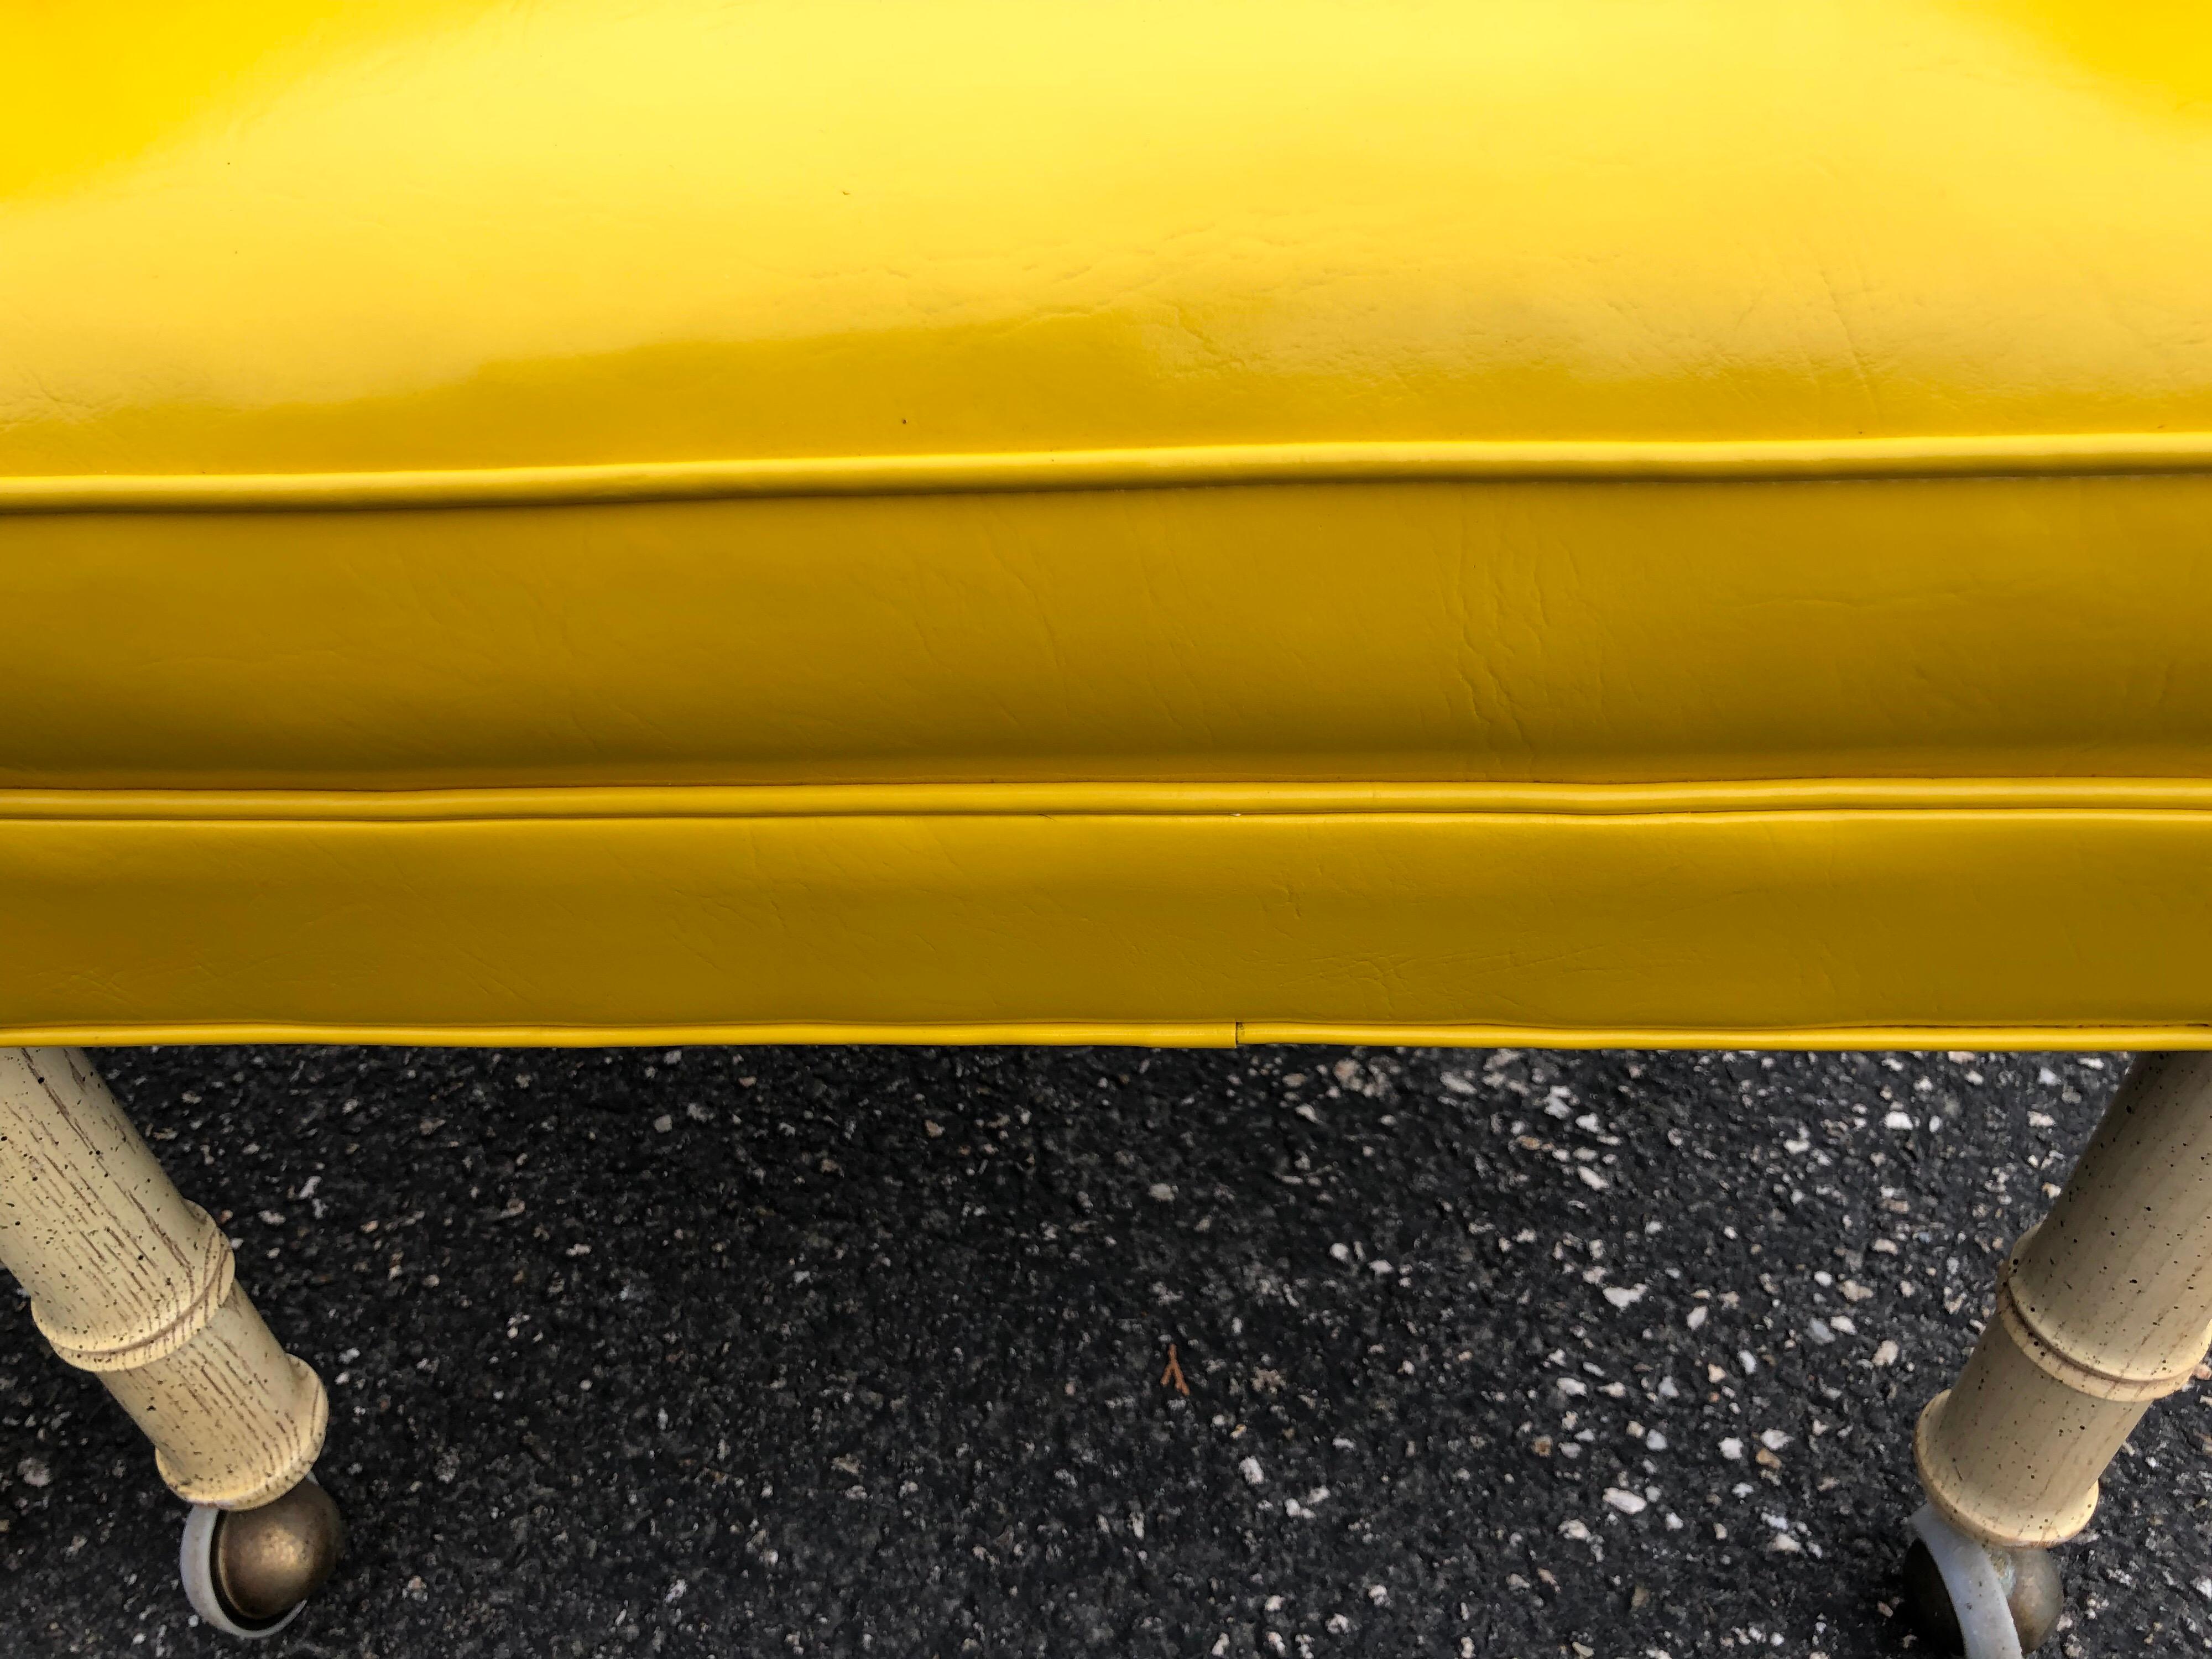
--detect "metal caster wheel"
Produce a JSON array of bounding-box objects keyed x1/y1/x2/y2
[
  {"x1": 180, "y1": 1477, "x2": 345, "y2": 1639},
  {"x1": 1902, "y1": 1504, "x2": 2063, "y2": 1658}
]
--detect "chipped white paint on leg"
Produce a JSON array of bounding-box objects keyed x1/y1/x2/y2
[{"x1": 0, "y1": 1047, "x2": 326, "y2": 1509}]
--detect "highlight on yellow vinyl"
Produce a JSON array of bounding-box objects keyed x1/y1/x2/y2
[{"x1": 6, "y1": 1, "x2": 2212, "y2": 477}]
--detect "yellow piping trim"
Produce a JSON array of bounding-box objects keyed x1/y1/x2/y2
[
  {"x1": 11, "y1": 1022, "x2": 1240, "y2": 1049},
  {"x1": 6, "y1": 432, "x2": 2212, "y2": 513},
  {"x1": 7, "y1": 778, "x2": 2212, "y2": 822},
  {"x1": 1, "y1": 1021, "x2": 2190, "y2": 1052},
  {"x1": 1233, "y1": 1024, "x2": 2209, "y2": 1052}
]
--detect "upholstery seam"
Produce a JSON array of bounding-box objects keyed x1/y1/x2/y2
[
  {"x1": 6, "y1": 778, "x2": 2212, "y2": 823},
  {"x1": 7, "y1": 432, "x2": 2212, "y2": 513}
]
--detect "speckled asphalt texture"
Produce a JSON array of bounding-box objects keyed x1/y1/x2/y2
[{"x1": 5, "y1": 1046, "x2": 2211, "y2": 1657}]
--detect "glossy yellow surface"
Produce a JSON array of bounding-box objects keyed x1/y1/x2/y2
[
  {"x1": 4, "y1": 783, "x2": 2212, "y2": 1048},
  {"x1": 5, "y1": 1, "x2": 2211, "y2": 1044},
  {"x1": 7, "y1": 0, "x2": 2212, "y2": 471},
  {"x1": 9, "y1": 476, "x2": 2212, "y2": 789}
]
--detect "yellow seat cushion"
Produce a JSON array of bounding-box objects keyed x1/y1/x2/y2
[{"x1": 4, "y1": 1, "x2": 2211, "y2": 1045}]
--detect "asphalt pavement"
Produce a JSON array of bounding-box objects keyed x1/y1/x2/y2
[{"x1": 5, "y1": 1044, "x2": 2211, "y2": 1657}]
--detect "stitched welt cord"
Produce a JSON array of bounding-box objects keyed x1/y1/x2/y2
[
  {"x1": 4, "y1": 1020, "x2": 2211, "y2": 1052},
  {"x1": 3, "y1": 779, "x2": 2212, "y2": 822},
  {"x1": 6, "y1": 433, "x2": 2212, "y2": 512}
]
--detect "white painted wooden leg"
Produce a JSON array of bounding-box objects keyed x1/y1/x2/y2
[
  {"x1": 0, "y1": 1047, "x2": 328, "y2": 1507},
  {"x1": 1916, "y1": 1051, "x2": 2212, "y2": 1546},
  {"x1": 1908, "y1": 1051, "x2": 2212, "y2": 1652}
]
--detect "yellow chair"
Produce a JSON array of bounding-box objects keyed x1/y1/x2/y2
[{"x1": 5, "y1": 3, "x2": 2211, "y2": 1647}]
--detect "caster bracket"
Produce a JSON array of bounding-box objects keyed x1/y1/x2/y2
[{"x1": 1905, "y1": 1503, "x2": 2065, "y2": 1658}]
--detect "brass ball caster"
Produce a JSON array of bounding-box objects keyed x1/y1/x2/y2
[
  {"x1": 1902, "y1": 1503, "x2": 2062, "y2": 1658},
  {"x1": 180, "y1": 1477, "x2": 345, "y2": 1639}
]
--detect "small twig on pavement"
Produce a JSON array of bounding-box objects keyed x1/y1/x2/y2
[{"x1": 1161, "y1": 1343, "x2": 1190, "y2": 1396}]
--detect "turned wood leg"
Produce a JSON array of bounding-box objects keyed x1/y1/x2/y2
[
  {"x1": 1916, "y1": 1051, "x2": 2212, "y2": 1548},
  {"x1": 1903, "y1": 1051, "x2": 2212, "y2": 1655},
  {"x1": 0, "y1": 1047, "x2": 327, "y2": 1509}
]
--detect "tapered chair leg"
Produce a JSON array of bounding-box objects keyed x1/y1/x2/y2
[
  {"x1": 1908, "y1": 1051, "x2": 2212, "y2": 1656},
  {"x1": 0, "y1": 1047, "x2": 342, "y2": 1636}
]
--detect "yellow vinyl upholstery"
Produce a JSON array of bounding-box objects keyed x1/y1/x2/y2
[{"x1": 4, "y1": 1, "x2": 2211, "y2": 1046}]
